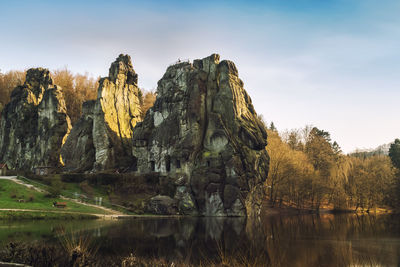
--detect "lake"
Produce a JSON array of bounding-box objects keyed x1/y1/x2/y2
[{"x1": 0, "y1": 213, "x2": 399, "y2": 266}]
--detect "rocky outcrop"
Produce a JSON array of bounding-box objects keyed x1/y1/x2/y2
[
  {"x1": 145, "y1": 195, "x2": 178, "y2": 215},
  {"x1": 61, "y1": 54, "x2": 142, "y2": 171},
  {"x1": 0, "y1": 68, "x2": 71, "y2": 170},
  {"x1": 132, "y1": 54, "x2": 269, "y2": 217}
]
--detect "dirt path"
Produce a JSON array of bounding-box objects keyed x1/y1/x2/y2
[
  {"x1": 0, "y1": 176, "x2": 122, "y2": 216},
  {"x1": 0, "y1": 208, "x2": 126, "y2": 219}
]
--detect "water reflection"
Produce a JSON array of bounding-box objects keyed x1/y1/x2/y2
[{"x1": 1, "y1": 214, "x2": 400, "y2": 266}]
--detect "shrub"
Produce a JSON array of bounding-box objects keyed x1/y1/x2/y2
[
  {"x1": 79, "y1": 181, "x2": 94, "y2": 197},
  {"x1": 86, "y1": 172, "x2": 122, "y2": 185},
  {"x1": 61, "y1": 173, "x2": 86, "y2": 183},
  {"x1": 144, "y1": 173, "x2": 160, "y2": 184},
  {"x1": 47, "y1": 181, "x2": 62, "y2": 198}
]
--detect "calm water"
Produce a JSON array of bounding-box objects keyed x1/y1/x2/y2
[{"x1": 1, "y1": 213, "x2": 400, "y2": 266}]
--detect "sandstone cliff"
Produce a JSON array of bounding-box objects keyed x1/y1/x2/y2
[
  {"x1": 132, "y1": 54, "x2": 269, "y2": 217},
  {"x1": 61, "y1": 100, "x2": 96, "y2": 172},
  {"x1": 62, "y1": 54, "x2": 142, "y2": 171},
  {"x1": 0, "y1": 68, "x2": 71, "y2": 169}
]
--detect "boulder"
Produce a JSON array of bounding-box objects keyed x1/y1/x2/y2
[
  {"x1": 0, "y1": 68, "x2": 71, "y2": 170},
  {"x1": 133, "y1": 54, "x2": 269, "y2": 217},
  {"x1": 145, "y1": 195, "x2": 178, "y2": 215}
]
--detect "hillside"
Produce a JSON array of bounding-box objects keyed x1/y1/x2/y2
[{"x1": 0, "y1": 178, "x2": 116, "y2": 219}]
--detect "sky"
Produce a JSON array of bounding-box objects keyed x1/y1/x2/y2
[{"x1": 0, "y1": 0, "x2": 399, "y2": 153}]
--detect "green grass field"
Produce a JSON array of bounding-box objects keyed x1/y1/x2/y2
[
  {"x1": 17, "y1": 176, "x2": 132, "y2": 214},
  {"x1": 0, "y1": 179, "x2": 113, "y2": 215}
]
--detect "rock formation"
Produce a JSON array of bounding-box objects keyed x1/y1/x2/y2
[
  {"x1": 60, "y1": 100, "x2": 96, "y2": 172},
  {"x1": 133, "y1": 54, "x2": 269, "y2": 217},
  {"x1": 0, "y1": 68, "x2": 71, "y2": 169},
  {"x1": 61, "y1": 54, "x2": 142, "y2": 171}
]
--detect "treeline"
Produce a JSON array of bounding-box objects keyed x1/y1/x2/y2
[
  {"x1": 0, "y1": 69, "x2": 156, "y2": 124},
  {"x1": 266, "y1": 124, "x2": 400, "y2": 211},
  {"x1": 0, "y1": 70, "x2": 25, "y2": 113}
]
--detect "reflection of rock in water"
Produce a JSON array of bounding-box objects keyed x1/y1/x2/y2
[
  {"x1": 143, "y1": 217, "x2": 246, "y2": 243},
  {"x1": 204, "y1": 217, "x2": 245, "y2": 241},
  {"x1": 3, "y1": 214, "x2": 400, "y2": 266},
  {"x1": 204, "y1": 217, "x2": 224, "y2": 241},
  {"x1": 145, "y1": 218, "x2": 197, "y2": 241},
  {"x1": 95, "y1": 227, "x2": 101, "y2": 237},
  {"x1": 95, "y1": 217, "x2": 248, "y2": 263}
]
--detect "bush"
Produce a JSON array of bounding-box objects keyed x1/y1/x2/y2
[
  {"x1": 61, "y1": 173, "x2": 86, "y2": 183},
  {"x1": 144, "y1": 173, "x2": 160, "y2": 184},
  {"x1": 86, "y1": 172, "x2": 122, "y2": 185},
  {"x1": 47, "y1": 181, "x2": 62, "y2": 198},
  {"x1": 79, "y1": 181, "x2": 94, "y2": 197}
]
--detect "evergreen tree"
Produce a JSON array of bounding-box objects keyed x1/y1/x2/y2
[
  {"x1": 270, "y1": 122, "x2": 277, "y2": 132},
  {"x1": 389, "y1": 139, "x2": 400, "y2": 169}
]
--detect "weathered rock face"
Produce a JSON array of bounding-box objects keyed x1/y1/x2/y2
[
  {"x1": 61, "y1": 54, "x2": 142, "y2": 171},
  {"x1": 132, "y1": 54, "x2": 269, "y2": 217},
  {"x1": 0, "y1": 68, "x2": 71, "y2": 169},
  {"x1": 61, "y1": 100, "x2": 96, "y2": 172}
]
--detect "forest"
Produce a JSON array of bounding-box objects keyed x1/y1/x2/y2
[
  {"x1": 1, "y1": 68, "x2": 399, "y2": 212},
  {"x1": 265, "y1": 123, "x2": 400, "y2": 212}
]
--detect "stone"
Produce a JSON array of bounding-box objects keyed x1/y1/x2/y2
[
  {"x1": 174, "y1": 186, "x2": 197, "y2": 215},
  {"x1": 132, "y1": 54, "x2": 269, "y2": 217},
  {"x1": 61, "y1": 54, "x2": 142, "y2": 171},
  {"x1": 0, "y1": 68, "x2": 71, "y2": 170},
  {"x1": 145, "y1": 195, "x2": 178, "y2": 215}
]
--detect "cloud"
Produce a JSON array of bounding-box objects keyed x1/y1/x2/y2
[{"x1": 0, "y1": 0, "x2": 399, "y2": 152}]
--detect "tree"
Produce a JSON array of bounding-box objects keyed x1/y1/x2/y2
[
  {"x1": 52, "y1": 68, "x2": 98, "y2": 124},
  {"x1": 388, "y1": 139, "x2": 400, "y2": 207},
  {"x1": 0, "y1": 70, "x2": 25, "y2": 111},
  {"x1": 140, "y1": 90, "x2": 156, "y2": 119},
  {"x1": 284, "y1": 129, "x2": 304, "y2": 151},
  {"x1": 346, "y1": 155, "x2": 395, "y2": 210},
  {"x1": 305, "y1": 127, "x2": 336, "y2": 178},
  {"x1": 389, "y1": 139, "x2": 400, "y2": 169},
  {"x1": 332, "y1": 141, "x2": 342, "y2": 156},
  {"x1": 266, "y1": 129, "x2": 317, "y2": 208},
  {"x1": 266, "y1": 125, "x2": 398, "y2": 211},
  {"x1": 270, "y1": 122, "x2": 277, "y2": 132}
]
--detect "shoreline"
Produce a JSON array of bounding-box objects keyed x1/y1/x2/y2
[
  {"x1": 262, "y1": 205, "x2": 395, "y2": 216},
  {"x1": 0, "y1": 207, "x2": 396, "y2": 221}
]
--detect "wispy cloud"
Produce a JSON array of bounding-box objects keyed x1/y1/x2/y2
[{"x1": 0, "y1": 0, "x2": 399, "y2": 152}]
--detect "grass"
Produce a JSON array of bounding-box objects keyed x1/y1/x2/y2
[
  {"x1": 18, "y1": 175, "x2": 133, "y2": 214},
  {"x1": 0, "y1": 179, "x2": 113, "y2": 216},
  {"x1": 0, "y1": 210, "x2": 98, "y2": 220}
]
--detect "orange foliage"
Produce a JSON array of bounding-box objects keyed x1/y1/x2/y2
[
  {"x1": 140, "y1": 90, "x2": 156, "y2": 119},
  {"x1": 52, "y1": 68, "x2": 98, "y2": 125}
]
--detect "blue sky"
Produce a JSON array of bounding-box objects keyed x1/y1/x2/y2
[{"x1": 0, "y1": 0, "x2": 399, "y2": 152}]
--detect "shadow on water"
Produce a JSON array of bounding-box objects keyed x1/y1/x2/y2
[{"x1": 0, "y1": 214, "x2": 400, "y2": 266}]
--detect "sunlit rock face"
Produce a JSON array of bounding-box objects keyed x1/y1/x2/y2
[
  {"x1": 62, "y1": 54, "x2": 141, "y2": 171},
  {"x1": 0, "y1": 68, "x2": 71, "y2": 169},
  {"x1": 132, "y1": 54, "x2": 269, "y2": 217}
]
